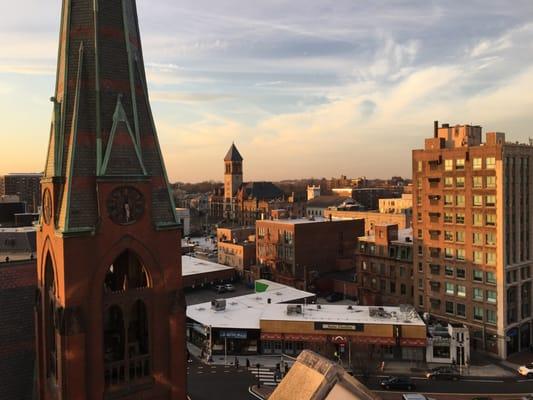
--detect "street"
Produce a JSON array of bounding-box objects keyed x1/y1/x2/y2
[{"x1": 187, "y1": 358, "x2": 257, "y2": 400}]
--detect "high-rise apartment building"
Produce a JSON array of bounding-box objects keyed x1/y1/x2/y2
[
  {"x1": 413, "y1": 121, "x2": 533, "y2": 359},
  {"x1": 0, "y1": 173, "x2": 42, "y2": 213}
]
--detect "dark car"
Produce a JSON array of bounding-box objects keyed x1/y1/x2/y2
[
  {"x1": 426, "y1": 367, "x2": 460, "y2": 381},
  {"x1": 471, "y1": 397, "x2": 492, "y2": 400},
  {"x1": 379, "y1": 376, "x2": 416, "y2": 391},
  {"x1": 325, "y1": 292, "x2": 343, "y2": 302},
  {"x1": 214, "y1": 285, "x2": 227, "y2": 294}
]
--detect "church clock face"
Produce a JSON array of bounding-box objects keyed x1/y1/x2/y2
[
  {"x1": 106, "y1": 186, "x2": 145, "y2": 225},
  {"x1": 42, "y1": 189, "x2": 52, "y2": 225}
]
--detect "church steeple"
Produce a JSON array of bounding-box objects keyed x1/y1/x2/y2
[
  {"x1": 43, "y1": 0, "x2": 177, "y2": 233},
  {"x1": 224, "y1": 142, "x2": 243, "y2": 200},
  {"x1": 36, "y1": 2, "x2": 187, "y2": 399}
]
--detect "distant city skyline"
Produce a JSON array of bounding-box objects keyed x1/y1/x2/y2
[{"x1": 1, "y1": 0, "x2": 533, "y2": 182}]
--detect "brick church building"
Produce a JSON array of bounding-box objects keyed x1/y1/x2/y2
[{"x1": 34, "y1": 1, "x2": 187, "y2": 399}]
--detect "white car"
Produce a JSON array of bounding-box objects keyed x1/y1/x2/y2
[{"x1": 518, "y1": 363, "x2": 533, "y2": 377}]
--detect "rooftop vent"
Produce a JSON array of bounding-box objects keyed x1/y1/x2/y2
[
  {"x1": 286, "y1": 304, "x2": 303, "y2": 315},
  {"x1": 211, "y1": 299, "x2": 226, "y2": 311}
]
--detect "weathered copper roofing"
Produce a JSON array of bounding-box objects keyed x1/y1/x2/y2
[{"x1": 43, "y1": 0, "x2": 177, "y2": 233}]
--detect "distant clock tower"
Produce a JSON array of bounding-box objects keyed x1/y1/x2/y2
[
  {"x1": 35, "y1": 1, "x2": 187, "y2": 399},
  {"x1": 223, "y1": 143, "x2": 243, "y2": 222}
]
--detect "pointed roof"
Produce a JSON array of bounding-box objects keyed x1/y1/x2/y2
[
  {"x1": 224, "y1": 143, "x2": 243, "y2": 162},
  {"x1": 44, "y1": 0, "x2": 177, "y2": 233}
]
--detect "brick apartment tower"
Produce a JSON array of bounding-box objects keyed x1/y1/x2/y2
[
  {"x1": 223, "y1": 143, "x2": 243, "y2": 221},
  {"x1": 413, "y1": 121, "x2": 533, "y2": 359},
  {"x1": 35, "y1": 1, "x2": 186, "y2": 399}
]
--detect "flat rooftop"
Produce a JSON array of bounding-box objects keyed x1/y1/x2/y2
[
  {"x1": 181, "y1": 236, "x2": 217, "y2": 251},
  {"x1": 181, "y1": 255, "x2": 233, "y2": 277},
  {"x1": 260, "y1": 304, "x2": 425, "y2": 327},
  {"x1": 258, "y1": 217, "x2": 328, "y2": 225},
  {"x1": 187, "y1": 279, "x2": 315, "y2": 330}
]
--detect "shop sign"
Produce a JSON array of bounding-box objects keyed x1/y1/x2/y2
[
  {"x1": 220, "y1": 330, "x2": 248, "y2": 339},
  {"x1": 314, "y1": 322, "x2": 364, "y2": 332}
]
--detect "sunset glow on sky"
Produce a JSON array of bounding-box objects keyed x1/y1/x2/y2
[{"x1": 1, "y1": 0, "x2": 533, "y2": 182}]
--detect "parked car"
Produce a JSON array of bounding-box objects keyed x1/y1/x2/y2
[
  {"x1": 214, "y1": 285, "x2": 227, "y2": 294},
  {"x1": 518, "y1": 363, "x2": 533, "y2": 377},
  {"x1": 224, "y1": 283, "x2": 235, "y2": 292},
  {"x1": 470, "y1": 397, "x2": 492, "y2": 400},
  {"x1": 426, "y1": 366, "x2": 460, "y2": 381},
  {"x1": 380, "y1": 376, "x2": 415, "y2": 391},
  {"x1": 325, "y1": 292, "x2": 343, "y2": 302}
]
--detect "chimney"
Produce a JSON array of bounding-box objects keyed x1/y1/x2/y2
[{"x1": 434, "y1": 120, "x2": 438, "y2": 138}]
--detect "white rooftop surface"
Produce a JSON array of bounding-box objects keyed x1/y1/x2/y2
[
  {"x1": 260, "y1": 304, "x2": 425, "y2": 327},
  {"x1": 187, "y1": 280, "x2": 315, "y2": 330},
  {"x1": 0, "y1": 226, "x2": 36, "y2": 233},
  {"x1": 181, "y1": 255, "x2": 233, "y2": 277}
]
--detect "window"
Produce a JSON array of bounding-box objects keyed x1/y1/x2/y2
[
  {"x1": 445, "y1": 301, "x2": 454, "y2": 314},
  {"x1": 456, "y1": 158, "x2": 465, "y2": 170},
  {"x1": 456, "y1": 213, "x2": 465, "y2": 224},
  {"x1": 474, "y1": 251, "x2": 483, "y2": 264},
  {"x1": 473, "y1": 157, "x2": 482, "y2": 170},
  {"x1": 486, "y1": 157, "x2": 496, "y2": 169},
  {"x1": 444, "y1": 177, "x2": 453, "y2": 187},
  {"x1": 444, "y1": 231, "x2": 454, "y2": 241},
  {"x1": 486, "y1": 252, "x2": 496, "y2": 265},
  {"x1": 456, "y1": 195, "x2": 465, "y2": 207},
  {"x1": 473, "y1": 176, "x2": 483, "y2": 188},
  {"x1": 444, "y1": 248, "x2": 453, "y2": 259},
  {"x1": 457, "y1": 268, "x2": 466, "y2": 279},
  {"x1": 418, "y1": 262, "x2": 423, "y2": 273},
  {"x1": 417, "y1": 161, "x2": 423, "y2": 172},
  {"x1": 473, "y1": 195, "x2": 483, "y2": 207},
  {"x1": 103, "y1": 251, "x2": 151, "y2": 389},
  {"x1": 430, "y1": 264, "x2": 441, "y2": 275},
  {"x1": 417, "y1": 212, "x2": 422, "y2": 222},
  {"x1": 417, "y1": 177, "x2": 422, "y2": 188},
  {"x1": 474, "y1": 306, "x2": 484, "y2": 321},
  {"x1": 486, "y1": 232, "x2": 496, "y2": 245},
  {"x1": 418, "y1": 278, "x2": 423, "y2": 289},
  {"x1": 444, "y1": 195, "x2": 453, "y2": 206},
  {"x1": 457, "y1": 303, "x2": 466, "y2": 317},
  {"x1": 473, "y1": 213, "x2": 483, "y2": 226},
  {"x1": 486, "y1": 176, "x2": 496, "y2": 188},
  {"x1": 445, "y1": 282, "x2": 455, "y2": 295},
  {"x1": 457, "y1": 285, "x2": 466, "y2": 297},
  {"x1": 390, "y1": 282, "x2": 396, "y2": 293},
  {"x1": 456, "y1": 231, "x2": 465, "y2": 243},
  {"x1": 456, "y1": 176, "x2": 465, "y2": 188},
  {"x1": 417, "y1": 229, "x2": 422, "y2": 239},
  {"x1": 487, "y1": 290, "x2": 497, "y2": 304},
  {"x1": 445, "y1": 159, "x2": 453, "y2": 171},
  {"x1": 444, "y1": 213, "x2": 453, "y2": 223},
  {"x1": 486, "y1": 214, "x2": 496, "y2": 226},
  {"x1": 486, "y1": 271, "x2": 496, "y2": 284},
  {"x1": 473, "y1": 232, "x2": 483, "y2": 245},
  {"x1": 473, "y1": 270, "x2": 484, "y2": 282},
  {"x1": 401, "y1": 284, "x2": 406, "y2": 295},
  {"x1": 456, "y1": 248, "x2": 465, "y2": 261},
  {"x1": 473, "y1": 288, "x2": 483, "y2": 301},
  {"x1": 445, "y1": 265, "x2": 454, "y2": 276},
  {"x1": 486, "y1": 309, "x2": 497, "y2": 324},
  {"x1": 486, "y1": 195, "x2": 496, "y2": 207}
]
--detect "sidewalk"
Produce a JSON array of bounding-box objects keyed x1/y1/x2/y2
[{"x1": 187, "y1": 342, "x2": 294, "y2": 369}]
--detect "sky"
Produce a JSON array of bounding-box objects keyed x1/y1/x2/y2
[{"x1": 1, "y1": 1, "x2": 533, "y2": 182}]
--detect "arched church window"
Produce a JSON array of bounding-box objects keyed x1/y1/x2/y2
[
  {"x1": 104, "y1": 306, "x2": 125, "y2": 386},
  {"x1": 103, "y1": 250, "x2": 152, "y2": 389},
  {"x1": 44, "y1": 255, "x2": 57, "y2": 380},
  {"x1": 104, "y1": 251, "x2": 149, "y2": 293}
]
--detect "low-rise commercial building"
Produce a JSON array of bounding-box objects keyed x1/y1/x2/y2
[
  {"x1": 182, "y1": 255, "x2": 236, "y2": 289},
  {"x1": 426, "y1": 323, "x2": 470, "y2": 366}
]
